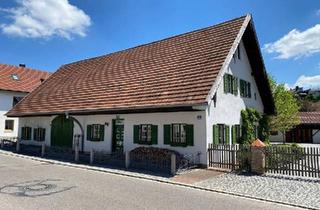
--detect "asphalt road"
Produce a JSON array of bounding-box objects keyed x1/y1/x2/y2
[{"x1": 0, "y1": 154, "x2": 302, "y2": 210}]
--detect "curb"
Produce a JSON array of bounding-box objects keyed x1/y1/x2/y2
[{"x1": 0, "y1": 150, "x2": 312, "y2": 210}]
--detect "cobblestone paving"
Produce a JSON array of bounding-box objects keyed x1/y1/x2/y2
[{"x1": 196, "y1": 173, "x2": 320, "y2": 209}]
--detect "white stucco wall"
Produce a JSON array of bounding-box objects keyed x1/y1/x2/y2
[
  {"x1": 206, "y1": 41, "x2": 265, "y2": 145},
  {"x1": 18, "y1": 111, "x2": 208, "y2": 164},
  {"x1": 0, "y1": 90, "x2": 27, "y2": 138}
]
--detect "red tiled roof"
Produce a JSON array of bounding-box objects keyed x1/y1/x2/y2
[
  {"x1": 7, "y1": 15, "x2": 257, "y2": 117},
  {"x1": 0, "y1": 64, "x2": 51, "y2": 93},
  {"x1": 299, "y1": 112, "x2": 320, "y2": 125}
]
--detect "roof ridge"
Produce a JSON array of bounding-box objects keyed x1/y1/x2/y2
[
  {"x1": 65, "y1": 14, "x2": 249, "y2": 67},
  {"x1": 0, "y1": 63, "x2": 51, "y2": 74}
]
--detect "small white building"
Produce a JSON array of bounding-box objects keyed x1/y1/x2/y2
[
  {"x1": 0, "y1": 64, "x2": 50, "y2": 139},
  {"x1": 7, "y1": 15, "x2": 275, "y2": 166}
]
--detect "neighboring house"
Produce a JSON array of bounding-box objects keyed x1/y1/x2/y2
[
  {"x1": 270, "y1": 112, "x2": 320, "y2": 144},
  {"x1": 7, "y1": 14, "x2": 275, "y2": 165},
  {"x1": 0, "y1": 64, "x2": 51, "y2": 139}
]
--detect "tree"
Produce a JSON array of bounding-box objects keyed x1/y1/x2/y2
[{"x1": 269, "y1": 76, "x2": 300, "y2": 144}]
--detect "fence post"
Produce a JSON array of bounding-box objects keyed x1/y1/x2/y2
[
  {"x1": 16, "y1": 138, "x2": 20, "y2": 152},
  {"x1": 90, "y1": 149, "x2": 94, "y2": 164},
  {"x1": 74, "y1": 136, "x2": 79, "y2": 162},
  {"x1": 41, "y1": 142, "x2": 45, "y2": 157},
  {"x1": 171, "y1": 153, "x2": 176, "y2": 175},
  {"x1": 125, "y1": 151, "x2": 130, "y2": 168},
  {"x1": 250, "y1": 139, "x2": 266, "y2": 175}
]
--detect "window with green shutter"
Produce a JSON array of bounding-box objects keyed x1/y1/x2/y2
[
  {"x1": 213, "y1": 124, "x2": 231, "y2": 144},
  {"x1": 133, "y1": 124, "x2": 157, "y2": 145},
  {"x1": 21, "y1": 127, "x2": 32, "y2": 140},
  {"x1": 87, "y1": 124, "x2": 104, "y2": 141},
  {"x1": 225, "y1": 125, "x2": 230, "y2": 144},
  {"x1": 163, "y1": 124, "x2": 194, "y2": 147},
  {"x1": 34, "y1": 128, "x2": 45, "y2": 142},
  {"x1": 224, "y1": 73, "x2": 238, "y2": 96},
  {"x1": 240, "y1": 79, "x2": 251, "y2": 98},
  {"x1": 212, "y1": 125, "x2": 219, "y2": 144}
]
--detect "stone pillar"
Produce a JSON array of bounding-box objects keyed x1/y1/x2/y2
[
  {"x1": 16, "y1": 139, "x2": 20, "y2": 152},
  {"x1": 74, "y1": 136, "x2": 79, "y2": 162},
  {"x1": 250, "y1": 139, "x2": 266, "y2": 175},
  {"x1": 125, "y1": 151, "x2": 130, "y2": 168},
  {"x1": 90, "y1": 149, "x2": 94, "y2": 165},
  {"x1": 41, "y1": 142, "x2": 45, "y2": 157},
  {"x1": 171, "y1": 153, "x2": 176, "y2": 175}
]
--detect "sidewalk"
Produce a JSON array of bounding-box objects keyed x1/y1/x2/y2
[{"x1": 0, "y1": 149, "x2": 312, "y2": 209}]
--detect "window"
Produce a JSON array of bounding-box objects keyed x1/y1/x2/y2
[
  {"x1": 87, "y1": 124, "x2": 104, "y2": 141},
  {"x1": 141, "y1": 124, "x2": 152, "y2": 143},
  {"x1": 5, "y1": 120, "x2": 14, "y2": 131},
  {"x1": 270, "y1": 130, "x2": 278, "y2": 136},
  {"x1": 213, "y1": 124, "x2": 230, "y2": 144},
  {"x1": 237, "y1": 46, "x2": 241, "y2": 59},
  {"x1": 33, "y1": 128, "x2": 46, "y2": 141},
  {"x1": 21, "y1": 127, "x2": 32, "y2": 140},
  {"x1": 133, "y1": 124, "x2": 157, "y2": 145},
  {"x1": 223, "y1": 74, "x2": 238, "y2": 95},
  {"x1": 13, "y1": 96, "x2": 24, "y2": 107},
  {"x1": 240, "y1": 79, "x2": 251, "y2": 98},
  {"x1": 232, "y1": 125, "x2": 242, "y2": 144},
  {"x1": 163, "y1": 124, "x2": 193, "y2": 146},
  {"x1": 172, "y1": 124, "x2": 186, "y2": 144},
  {"x1": 11, "y1": 74, "x2": 19, "y2": 80}
]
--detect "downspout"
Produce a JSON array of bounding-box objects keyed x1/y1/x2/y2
[{"x1": 65, "y1": 112, "x2": 85, "y2": 152}]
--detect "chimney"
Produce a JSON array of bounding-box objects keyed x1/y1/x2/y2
[{"x1": 19, "y1": 64, "x2": 26, "y2": 68}]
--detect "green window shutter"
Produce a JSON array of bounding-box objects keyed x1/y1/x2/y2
[
  {"x1": 233, "y1": 77, "x2": 238, "y2": 96},
  {"x1": 248, "y1": 82, "x2": 251, "y2": 98},
  {"x1": 21, "y1": 127, "x2": 25, "y2": 139},
  {"x1": 41, "y1": 128, "x2": 46, "y2": 141},
  {"x1": 223, "y1": 75, "x2": 228, "y2": 93},
  {"x1": 225, "y1": 125, "x2": 230, "y2": 144},
  {"x1": 240, "y1": 80, "x2": 244, "y2": 96},
  {"x1": 213, "y1": 125, "x2": 219, "y2": 144},
  {"x1": 232, "y1": 125, "x2": 236, "y2": 144},
  {"x1": 151, "y1": 125, "x2": 158, "y2": 145},
  {"x1": 185, "y1": 124, "x2": 194, "y2": 146},
  {"x1": 87, "y1": 125, "x2": 92, "y2": 141},
  {"x1": 99, "y1": 124, "x2": 105, "y2": 141},
  {"x1": 133, "y1": 125, "x2": 140, "y2": 144},
  {"x1": 33, "y1": 128, "x2": 37, "y2": 141},
  {"x1": 163, "y1": 124, "x2": 171, "y2": 145},
  {"x1": 27, "y1": 127, "x2": 32, "y2": 140}
]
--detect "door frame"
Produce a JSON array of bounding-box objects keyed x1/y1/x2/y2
[
  {"x1": 112, "y1": 119, "x2": 124, "y2": 153},
  {"x1": 51, "y1": 115, "x2": 74, "y2": 148}
]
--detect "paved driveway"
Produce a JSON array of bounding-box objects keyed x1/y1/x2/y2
[{"x1": 0, "y1": 154, "x2": 302, "y2": 210}]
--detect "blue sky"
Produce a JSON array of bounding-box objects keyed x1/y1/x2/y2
[{"x1": 0, "y1": 0, "x2": 320, "y2": 88}]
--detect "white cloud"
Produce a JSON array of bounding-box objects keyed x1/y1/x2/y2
[
  {"x1": 0, "y1": 0, "x2": 91, "y2": 39},
  {"x1": 294, "y1": 75, "x2": 320, "y2": 89},
  {"x1": 264, "y1": 24, "x2": 320, "y2": 59}
]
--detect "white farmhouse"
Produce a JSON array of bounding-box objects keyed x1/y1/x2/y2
[
  {"x1": 0, "y1": 64, "x2": 50, "y2": 139},
  {"x1": 7, "y1": 15, "x2": 275, "y2": 166}
]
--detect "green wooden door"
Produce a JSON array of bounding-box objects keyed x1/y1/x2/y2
[
  {"x1": 112, "y1": 119, "x2": 124, "y2": 152},
  {"x1": 51, "y1": 115, "x2": 74, "y2": 148}
]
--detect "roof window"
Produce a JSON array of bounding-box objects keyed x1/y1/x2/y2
[{"x1": 11, "y1": 74, "x2": 20, "y2": 81}]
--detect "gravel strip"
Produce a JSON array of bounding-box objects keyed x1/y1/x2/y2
[{"x1": 196, "y1": 173, "x2": 320, "y2": 209}]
